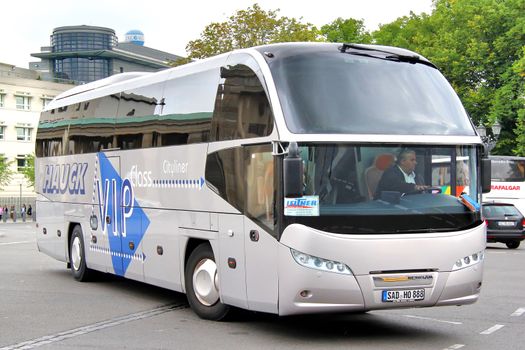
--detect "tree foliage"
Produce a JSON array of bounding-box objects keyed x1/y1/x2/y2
[
  {"x1": 0, "y1": 156, "x2": 14, "y2": 191},
  {"x1": 186, "y1": 3, "x2": 319, "y2": 59},
  {"x1": 373, "y1": 0, "x2": 525, "y2": 155},
  {"x1": 320, "y1": 17, "x2": 372, "y2": 44},
  {"x1": 185, "y1": 1, "x2": 524, "y2": 155},
  {"x1": 20, "y1": 154, "x2": 35, "y2": 188}
]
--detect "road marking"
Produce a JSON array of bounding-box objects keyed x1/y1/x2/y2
[
  {"x1": 443, "y1": 344, "x2": 465, "y2": 350},
  {"x1": 0, "y1": 240, "x2": 35, "y2": 246},
  {"x1": 402, "y1": 314, "x2": 463, "y2": 325},
  {"x1": 0, "y1": 303, "x2": 186, "y2": 350},
  {"x1": 511, "y1": 307, "x2": 525, "y2": 317},
  {"x1": 480, "y1": 324, "x2": 505, "y2": 335}
]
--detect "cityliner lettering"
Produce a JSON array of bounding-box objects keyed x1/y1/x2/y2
[
  {"x1": 42, "y1": 163, "x2": 88, "y2": 195},
  {"x1": 491, "y1": 185, "x2": 521, "y2": 191}
]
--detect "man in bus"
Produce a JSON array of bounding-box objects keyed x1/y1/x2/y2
[{"x1": 374, "y1": 149, "x2": 428, "y2": 199}]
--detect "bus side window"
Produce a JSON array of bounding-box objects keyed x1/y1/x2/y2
[
  {"x1": 245, "y1": 146, "x2": 275, "y2": 232},
  {"x1": 211, "y1": 63, "x2": 274, "y2": 142}
]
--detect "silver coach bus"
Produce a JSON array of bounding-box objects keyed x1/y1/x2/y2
[{"x1": 36, "y1": 43, "x2": 491, "y2": 320}]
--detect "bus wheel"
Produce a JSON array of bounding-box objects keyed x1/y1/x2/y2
[
  {"x1": 185, "y1": 243, "x2": 230, "y2": 320},
  {"x1": 506, "y1": 241, "x2": 520, "y2": 249},
  {"x1": 70, "y1": 225, "x2": 92, "y2": 281}
]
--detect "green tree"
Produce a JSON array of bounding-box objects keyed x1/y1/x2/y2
[
  {"x1": 20, "y1": 154, "x2": 35, "y2": 188},
  {"x1": 166, "y1": 57, "x2": 193, "y2": 67},
  {"x1": 0, "y1": 156, "x2": 14, "y2": 191},
  {"x1": 186, "y1": 3, "x2": 320, "y2": 59},
  {"x1": 373, "y1": 0, "x2": 525, "y2": 155},
  {"x1": 321, "y1": 17, "x2": 372, "y2": 44}
]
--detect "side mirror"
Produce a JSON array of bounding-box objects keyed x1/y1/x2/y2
[
  {"x1": 481, "y1": 158, "x2": 491, "y2": 193},
  {"x1": 283, "y1": 142, "x2": 303, "y2": 198}
]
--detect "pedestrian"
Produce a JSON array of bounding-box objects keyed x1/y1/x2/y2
[
  {"x1": 11, "y1": 205, "x2": 16, "y2": 223},
  {"x1": 2, "y1": 206, "x2": 7, "y2": 223},
  {"x1": 0, "y1": 205, "x2": 3, "y2": 222},
  {"x1": 21, "y1": 204, "x2": 26, "y2": 222},
  {"x1": 27, "y1": 205, "x2": 32, "y2": 219}
]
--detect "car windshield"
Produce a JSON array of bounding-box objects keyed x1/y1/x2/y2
[
  {"x1": 483, "y1": 205, "x2": 522, "y2": 217},
  {"x1": 269, "y1": 48, "x2": 475, "y2": 135},
  {"x1": 282, "y1": 144, "x2": 482, "y2": 234}
]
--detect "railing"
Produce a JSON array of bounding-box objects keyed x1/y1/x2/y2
[{"x1": 0, "y1": 70, "x2": 78, "y2": 85}]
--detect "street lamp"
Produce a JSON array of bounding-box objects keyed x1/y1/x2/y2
[{"x1": 476, "y1": 119, "x2": 502, "y2": 155}]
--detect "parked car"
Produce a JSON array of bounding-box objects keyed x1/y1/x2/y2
[{"x1": 483, "y1": 202, "x2": 525, "y2": 249}]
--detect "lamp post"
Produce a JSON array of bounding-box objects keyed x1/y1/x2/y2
[{"x1": 476, "y1": 119, "x2": 501, "y2": 155}]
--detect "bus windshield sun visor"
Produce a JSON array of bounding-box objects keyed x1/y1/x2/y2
[{"x1": 339, "y1": 43, "x2": 437, "y2": 69}]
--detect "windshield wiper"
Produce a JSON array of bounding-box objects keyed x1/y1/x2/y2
[{"x1": 339, "y1": 43, "x2": 437, "y2": 69}]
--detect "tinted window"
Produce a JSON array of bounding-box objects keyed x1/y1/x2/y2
[
  {"x1": 269, "y1": 48, "x2": 475, "y2": 135},
  {"x1": 490, "y1": 158, "x2": 525, "y2": 182},
  {"x1": 205, "y1": 147, "x2": 244, "y2": 212},
  {"x1": 115, "y1": 82, "x2": 165, "y2": 150},
  {"x1": 211, "y1": 64, "x2": 274, "y2": 141},
  {"x1": 162, "y1": 69, "x2": 220, "y2": 144},
  {"x1": 36, "y1": 95, "x2": 118, "y2": 157},
  {"x1": 483, "y1": 205, "x2": 522, "y2": 217},
  {"x1": 206, "y1": 144, "x2": 276, "y2": 234}
]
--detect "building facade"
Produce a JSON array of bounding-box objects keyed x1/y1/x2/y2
[
  {"x1": 0, "y1": 63, "x2": 72, "y2": 212},
  {"x1": 30, "y1": 26, "x2": 184, "y2": 84}
]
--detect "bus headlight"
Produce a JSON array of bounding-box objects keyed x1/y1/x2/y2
[
  {"x1": 452, "y1": 250, "x2": 484, "y2": 271},
  {"x1": 290, "y1": 248, "x2": 353, "y2": 275}
]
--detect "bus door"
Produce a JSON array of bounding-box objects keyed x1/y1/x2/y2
[{"x1": 217, "y1": 213, "x2": 248, "y2": 309}]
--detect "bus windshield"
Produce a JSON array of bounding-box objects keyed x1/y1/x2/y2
[
  {"x1": 282, "y1": 144, "x2": 481, "y2": 234},
  {"x1": 490, "y1": 157, "x2": 525, "y2": 182},
  {"x1": 269, "y1": 48, "x2": 475, "y2": 135}
]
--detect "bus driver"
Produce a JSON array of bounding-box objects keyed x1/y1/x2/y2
[{"x1": 375, "y1": 149, "x2": 428, "y2": 198}]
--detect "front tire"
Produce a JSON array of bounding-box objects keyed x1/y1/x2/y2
[
  {"x1": 70, "y1": 225, "x2": 93, "y2": 281},
  {"x1": 185, "y1": 243, "x2": 230, "y2": 320},
  {"x1": 506, "y1": 241, "x2": 520, "y2": 249}
]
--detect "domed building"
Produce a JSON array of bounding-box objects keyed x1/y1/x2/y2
[
  {"x1": 124, "y1": 30, "x2": 145, "y2": 46},
  {"x1": 30, "y1": 25, "x2": 184, "y2": 84}
]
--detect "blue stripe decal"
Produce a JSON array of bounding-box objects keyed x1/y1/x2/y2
[{"x1": 96, "y1": 153, "x2": 150, "y2": 276}]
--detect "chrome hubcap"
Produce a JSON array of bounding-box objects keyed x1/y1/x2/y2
[
  {"x1": 71, "y1": 236, "x2": 82, "y2": 271},
  {"x1": 192, "y1": 258, "x2": 220, "y2": 306}
]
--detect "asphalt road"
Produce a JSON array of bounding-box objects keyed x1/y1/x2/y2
[{"x1": 1, "y1": 222, "x2": 524, "y2": 350}]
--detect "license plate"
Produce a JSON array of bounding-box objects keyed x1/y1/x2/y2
[
  {"x1": 498, "y1": 221, "x2": 515, "y2": 226},
  {"x1": 382, "y1": 289, "x2": 425, "y2": 302}
]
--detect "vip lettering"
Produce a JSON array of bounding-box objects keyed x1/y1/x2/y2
[
  {"x1": 96, "y1": 178, "x2": 134, "y2": 237},
  {"x1": 42, "y1": 163, "x2": 88, "y2": 195}
]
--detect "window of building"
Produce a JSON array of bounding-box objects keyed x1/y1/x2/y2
[
  {"x1": 0, "y1": 126, "x2": 4, "y2": 140},
  {"x1": 0, "y1": 94, "x2": 5, "y2": 108},
  {"x1": 16, "y1": 127, "x2": 32, "y2": 141},
  {"x1": 17, "y1": 155, "x2": 28, "y2": 172},
  {"x1": 16, "y1": 96, "x2": 31, "y2": 110},
  {"x1": 41, "y1": 98, "x2": 53, "y2": 109}
]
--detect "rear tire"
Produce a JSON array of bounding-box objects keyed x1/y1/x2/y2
[
  {"x1": 185, "y1": 243, "x2": 230, "y2": 320},
  {"x1": 70, "y1": 225, "x2": 93, "y2": 281},
  {"x1": 506, "y1": 241, "x2": 520, "y2": 249}
]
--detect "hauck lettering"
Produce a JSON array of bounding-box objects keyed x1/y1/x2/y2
[{"x1": 42, "y1": 163, "x2": 88, "y2": 195}]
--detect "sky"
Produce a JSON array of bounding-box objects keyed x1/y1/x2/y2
[{"x1": 1, "y1": 0, "x2": 433, "y2": 68}]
